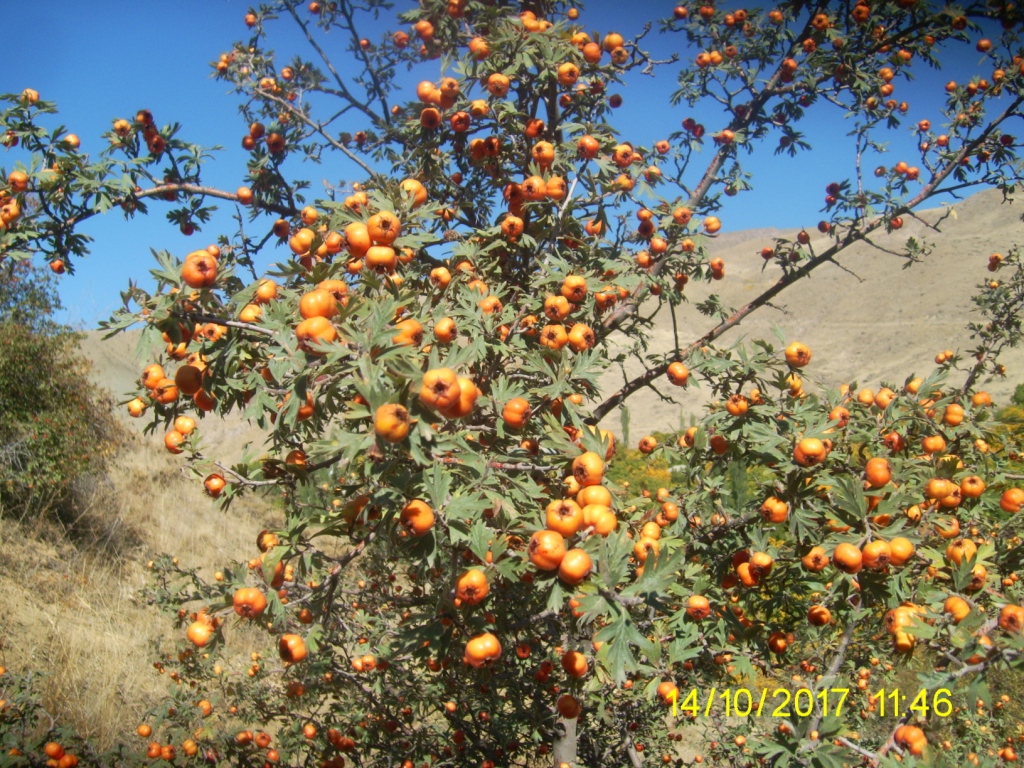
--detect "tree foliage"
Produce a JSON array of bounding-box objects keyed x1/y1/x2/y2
[{"x1": 3, "y1": 1, "x2": 1024, "y2": 766}]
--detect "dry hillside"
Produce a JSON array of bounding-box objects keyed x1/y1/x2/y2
[
  {"x1": 0, "y1": 334, "x2": 276, "y2": 749},
  {"x1": 598, "y1": 186, "x2": 1024, "y2": 439}
]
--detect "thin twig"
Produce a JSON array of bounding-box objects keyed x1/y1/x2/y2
[
  {"x1": 836, "y1": 737, "x2": 878, "y2": 761},
  {"x1": 259, "y1": 90, "x2": 379, "y2": 178},
  {"x1": 178, "y1": 312, "x2": 278, "y2": 337},
  {"x1": 284, "y1": 1, "x2": 384, "y2": 128}
]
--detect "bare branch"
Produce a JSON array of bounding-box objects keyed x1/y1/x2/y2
[
  {"x1": 213, "y1": 461, "x2": 285, "y2": 488},
  {"x1": 836, "y1": 737, "x2": 879, "y2": 761},
  {"x1": 177, "y1": 312, "x2": 279, "y2": 338},
  {"x1": 284, "y1": 2, "x2": 385, "y2": 128},
  {"x1": 258, "y1": 90, "x2": 379, "y2": 178}
]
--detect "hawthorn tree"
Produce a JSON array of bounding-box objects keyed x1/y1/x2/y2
[{"x1": 3, "y1": 1, "x2": 1024, "y2": 767}]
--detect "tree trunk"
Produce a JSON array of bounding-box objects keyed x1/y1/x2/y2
[{"x1": 552, "y1": 717, "x2": 577, "y2": 767}]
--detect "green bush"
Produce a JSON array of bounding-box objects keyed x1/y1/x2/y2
[
  {"x1": 1012, "y1": 383, "x2": 1024, "y2": 407},
  {"x1": 605, "y1": 432, "x2": 681, "y2": 492},
  {"x1": 0, "y1": 261, "x2": 122, "y2": 521}
]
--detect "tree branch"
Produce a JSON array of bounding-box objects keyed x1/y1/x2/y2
[
  {"x1": 177, "y1": 311, "x2": 279, "y2": 337},
  {"x1": 284, "y1": 1, "x2": 385, "y2": 129},
  {"x1": 60, "y1": 183, "x2": 297, "y2": 232}
]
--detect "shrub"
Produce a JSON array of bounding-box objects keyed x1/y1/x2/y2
[{"x1": 0, "y1": 262, "x2": 122, "y2": 522}]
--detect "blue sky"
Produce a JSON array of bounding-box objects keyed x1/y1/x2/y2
[{"x1": 2, "y1": 1, "x2": 1000, "y2": 327}]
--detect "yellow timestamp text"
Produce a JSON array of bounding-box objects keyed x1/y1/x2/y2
[
  {"x1": 665, "y1": 687, "x2": 953, "y2": 719},
  {"x1": 870, "y1": 688, "x2": 953, "y2": 718}
]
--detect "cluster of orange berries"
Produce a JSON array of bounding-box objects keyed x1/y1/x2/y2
[
  {"x1": 0, "y1": 101, "x2": 80, "y2": 259},
  {"x1": 38, "y1": 742, "x2": 79, "y2": 768},
  {"x1": 242, "y1": 120, "x2": 286, "y2": 154},
  {"x1": 109, "y1": 109, "x2": 164, "y2": 154},
  {"x1": 1, "y1": 170, "x2": 25, "y2": 231},
  {"x1": 284, "y1": 184, "x2": 420, "y2": 274},
  {"x1": 0, "y1": 89, "x2": 39, "y2": 148},
  {"x1": 135, "y1": 723, "x2": 203, "y2": 762},
  {"x1": 450, "y1": 448, "x2": 630, "y2": 696},
  {"x1": 181, "y1": 530, "x2": 309, "y2": 668},
  {"x1": 416, "y1": 368, "x2": 479, "y2": 421},
  {"x1": 280, "y1": 201, "x2": 415, "y2": 350},
  {"x1": 213, "y1": 48, "x2": 237, "y2": 74}
]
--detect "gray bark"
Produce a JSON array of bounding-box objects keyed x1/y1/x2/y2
[{"x1": 552, "y1": 717, "x2": 577, "y2": 767}]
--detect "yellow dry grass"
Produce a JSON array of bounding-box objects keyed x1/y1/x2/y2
[{"x1": 0, "y1": 432, "x2": 278, "y2": 749}]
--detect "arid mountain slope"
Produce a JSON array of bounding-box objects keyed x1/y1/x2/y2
[{"x1": 598, "y1": 187, "x2": 1024, "y2": 438}]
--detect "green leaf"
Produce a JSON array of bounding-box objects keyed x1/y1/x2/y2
[
  {"x1": 305, "y1": 623, "x2": 325, "y2": 655},
  {"x1": 426, "y1": 463, "x2": 453, "y2": 510},
  {"x1": 545, "y1": 578, "x2": 565, "y2": 613},
  {"x1": 593, "y1": 615, "x2": 646, "y2": 683},
  {"x1": 467, "y1": 520, "x2": 491, "y2": 564}
]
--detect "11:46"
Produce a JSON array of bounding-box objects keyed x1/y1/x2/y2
[{"x1": 873, "y1": 689, "x2": 953, "y2": 717}]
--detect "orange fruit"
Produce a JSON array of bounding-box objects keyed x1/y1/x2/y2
[{"x1": 464, "y1": 632, "x2": 501, "y2": 667}]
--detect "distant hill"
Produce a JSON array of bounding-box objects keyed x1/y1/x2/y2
[
  {"x1": 598, "y1": 186, "x2": 1024, "y2": 439},
  {"x1": 79, "y1": 187, "x2": 1024, "y2": 446}
]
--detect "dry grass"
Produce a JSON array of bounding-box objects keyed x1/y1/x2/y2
[
  {"x1": 0, "y1": 320, "x2": 279, "y2": 749},
  {"x1": 0, "y1": 431, "x2": 277, "y2": 750}
]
